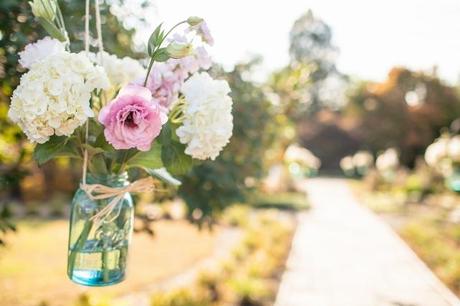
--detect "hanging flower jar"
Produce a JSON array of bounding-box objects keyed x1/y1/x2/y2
[
  {"x1": 67, "y1": 173, "x2": 134, "y2": 286},
  {"x1": 9, "y1": 0, "x2": 233, "y2": 287}
]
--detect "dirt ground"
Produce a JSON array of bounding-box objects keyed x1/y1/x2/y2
[{"x1": 0, "y1": 219, "x2": 219, "y2": 306}]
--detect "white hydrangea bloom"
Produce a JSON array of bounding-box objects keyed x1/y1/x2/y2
[
  {"x1": 448, "y1": 136, "x2": 460, "y2": 162},
  {"x1": 18, "y1": 37, "x2": 66, "y2": 69},
  {"x1": 91, "y1": 52, "x2": 145, "y2": 88},
  {"x1": 8, "y1": 51, "x2": 109, "y2": 143},
  {"x1": 176, "y1": 72, "x2": 233, "y2": 160}
]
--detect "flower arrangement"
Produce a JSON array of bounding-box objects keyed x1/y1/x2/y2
[{"x1": 9, "y1": 0, "x2": 233, "y2": 286}]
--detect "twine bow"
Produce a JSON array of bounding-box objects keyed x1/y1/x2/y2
[{"x1": 80, "y1": 177, "x2": 156, "y2": 225}]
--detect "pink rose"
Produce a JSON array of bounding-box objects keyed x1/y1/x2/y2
[{"x1": 98, "y1": 84, "x2": 166, "y2": 151}]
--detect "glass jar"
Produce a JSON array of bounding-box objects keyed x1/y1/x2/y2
[
  {"x1": 447, "y1": 167, "x2": 460, "y2": 193},
  {"x1": 67, "y1": 173, "x2": 133, "y2": 286}
]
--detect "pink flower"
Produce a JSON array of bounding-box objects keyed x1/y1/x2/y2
[
  {"x1": 188, "y1": 21, "x2": 214, "y2": 46},
  {"x1": 144, "y1": 45, "x2": 212, "y2": 109},
  {"x1": 98, "y1": 84, "x2": 166, "y2": 151},
  {"x1": 196, "y1": 21, "x2": 214, "y2": 46}
]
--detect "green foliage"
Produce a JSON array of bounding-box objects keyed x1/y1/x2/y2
[
  {"x1": 126, "y1": 144, "x2": 163, "y2": 169},
  {"x1": 33, "y1": 136, "x2": 79, "y2": 165},
  {"x1": 158, "y1": 123, "x2": 193, "y2": 176},
  {"x1": 148, "y1": 23, "x2": 164, "y2": 56},
  {"x1": 250, "y1": 192, "x2": 309, "y2": 211},
  {"x1": 0, "y1": 203, "x2": 16, "y2": 246}
]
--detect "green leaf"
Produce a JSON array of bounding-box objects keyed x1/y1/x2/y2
[
  {"x1": 126, "y1": 144, "x2": 163, "y2": 169},
  {"x1": 95, "y1": 132, "x2": 114, "y2": 152},
  {"x1": 81, "y1": 143, "x2": 105, "y2": 156},
  {"x1": 158, "y1": 123, "x2": 172, "y2": 145},
  {"x1": 33, "y1": 136, "x2": 72, "y2": 165},
  {"x1": 161, "y1": 141, "x2": 193, "y2": 175},
  {"x1": 148, "y1": 23, "x2": 163, "y2": 56},
  {"x1": 144, "y1": 168, "x2": 181, "y2": 186},
  {"x1": 37, "y1": 17, "x2": 66, "y2": 42},
  {"x1": 157, "y1": 123, "x2": 192, "y2": 175},
  {"x1": 88, "y1": 154, "x2": 108, "y2": 175},
  {"x1": 153, "y1": 48, "x2": 170, "y2": 62}
]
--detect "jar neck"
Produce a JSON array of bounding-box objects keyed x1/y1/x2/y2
[{"x1": 85, "y1": 172, "x2": 129, "y2": 187}]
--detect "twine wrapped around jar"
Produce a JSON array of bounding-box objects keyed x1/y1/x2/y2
[{"x1": 80, "y1": 177, "x2": 155, "y2": 225}]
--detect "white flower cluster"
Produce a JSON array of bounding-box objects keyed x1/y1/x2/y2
[
  {"x1": 18, "y1": 37, "x2": 65, "y2": 69},
  {"x1": 424, "y1": 135, "x2": 460, "y2": 176},
  {"x1": 96, "y1": 52, "x2": 145, "y2": 88},
  {"x1": 425, "y1": 136, "x2": 450, "y2": 168},
  {"x1": 376, "y1": 148, "x2": 399, "y2": 172},
  {"x1": 176, "y1": 72, "x2": 233, "y2": 160},
  {"x1": 284, "y1": 144, "x2": 321, "y2": 170},
  {"x1": 9, "y1": 51, "x2": 109, "y2": 143}
]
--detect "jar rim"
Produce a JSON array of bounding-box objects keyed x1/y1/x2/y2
[{"x1": 84, "y1": 172, "x2": 129, "y2": 186}]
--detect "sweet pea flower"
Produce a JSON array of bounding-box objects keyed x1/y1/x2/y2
[
  {"x1": 187, "y1": 20, "x2": 214, "y2": 46},
  {"x1": 195, "y1": 21, "x2": 214, "y2": 46},
  {"x1": 98, "y1": 84, "x2": 166, "y2": 151},
  {"x1": 145, "y1": 63, "x2": 182, "y2": 109}
]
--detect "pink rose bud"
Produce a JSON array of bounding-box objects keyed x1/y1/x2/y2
[{"x1": 98, "y1": 84, "x2": 166, "y2": 151}]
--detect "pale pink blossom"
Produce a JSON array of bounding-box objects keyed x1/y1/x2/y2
[{"x1": 98, "y1": 84, "x2": 166, "y2": 151}]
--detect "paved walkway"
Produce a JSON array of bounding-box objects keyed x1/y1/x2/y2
[{"x1": 275, "y1": 178, "x2": 460, "y2": 306}]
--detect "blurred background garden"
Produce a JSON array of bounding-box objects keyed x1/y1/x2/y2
[{"x1": 3, "y1": 0, "x2": 460, "y2": 305}]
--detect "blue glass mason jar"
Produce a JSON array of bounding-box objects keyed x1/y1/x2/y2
[
  {"x1": 447, "y1": 167, "x2": 460, "y2": 193},
  {"x1": 67, "y1": 173, "x2": 133, "y2": 286}
]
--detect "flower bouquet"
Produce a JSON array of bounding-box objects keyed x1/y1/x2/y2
[{"x1": 9, "y1": 0, "x2": 233, "y2": 286}]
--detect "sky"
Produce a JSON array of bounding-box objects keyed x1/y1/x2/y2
[{"x1": 148, "y1": 0, "x2": 460, "y2": 84}]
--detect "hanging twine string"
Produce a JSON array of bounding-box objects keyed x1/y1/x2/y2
[
  {"x1": 82, "y1": 0, "x2": 90, "y2": 185},
  {"x1": 80, "y1": 0, "x2": 156, "y2": 225}
]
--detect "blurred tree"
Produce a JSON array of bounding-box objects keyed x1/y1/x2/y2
[
  {"x1": 270, "y1": 10, "x2": 344, "y2": 118},
  {"x1": 179, "y1": 59, "x2": 277, "y2": 224},
  {"x1": 344, "y1": 67, "x2": 460, "y2": 167}
]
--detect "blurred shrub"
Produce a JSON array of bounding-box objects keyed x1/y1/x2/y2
[
  {"x1": 228, "y1": 276, "x2": 269, "y2": 306},
  {"x1": 179, "y1": 59, "x2": 278, "y2": 223},
  {"x1": 401, "y1": 219, "x2": 460, "y2": 293},
  {"x1": 151, "y1": 289, "x2": 212, "y2": 306},
  {"x1": 250, "y1": 192, "x2": 308, "y2": 211},
  {"x1": 220, "y1": 205, "x2": 250, "y2": 227}
]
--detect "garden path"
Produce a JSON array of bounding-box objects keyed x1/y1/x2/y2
[{"x1": 275, "y1": 178, "x2": 460, "y2": 306}]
